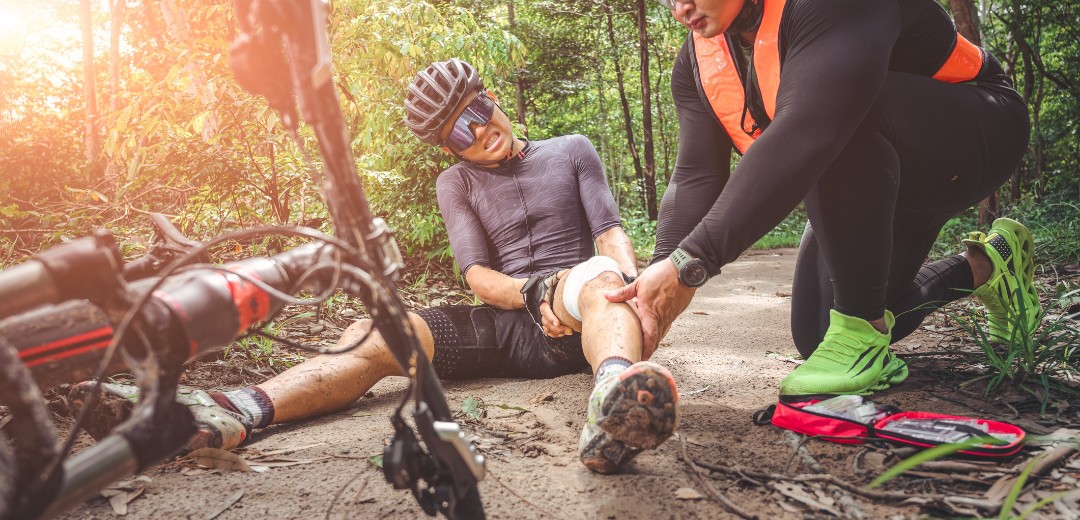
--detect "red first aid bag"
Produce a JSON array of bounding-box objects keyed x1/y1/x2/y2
[{"x1": 755, "y1": 395, "x2": 1025, "y2": 458}]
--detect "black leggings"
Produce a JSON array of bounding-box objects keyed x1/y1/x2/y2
[{"x1": 790, "y1": 72, "x2": 1029, "y2": 358}]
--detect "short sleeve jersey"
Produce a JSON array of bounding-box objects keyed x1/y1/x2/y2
[{"x1": 436, "y1": 135, "x2": 622, "y2": 278}]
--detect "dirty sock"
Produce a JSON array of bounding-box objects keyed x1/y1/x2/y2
[
  {"x1": 212, "y1": 387, "x2": 275, "y2": 429},
  {"x1": 594, "y1": 356, "x2": 633, "y2": 385}
]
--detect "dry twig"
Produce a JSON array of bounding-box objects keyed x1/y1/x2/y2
[{"x1": 677, "y1": 434, "x2": 758, "y2": 519}]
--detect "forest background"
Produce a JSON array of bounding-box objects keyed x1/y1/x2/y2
[{"x1": 1, "y1": 0, "x2": 1078, "y2": 276}]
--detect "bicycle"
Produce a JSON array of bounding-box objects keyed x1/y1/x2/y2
[{"x1": 0, "y1": 1, "x2": 485, "y2": 518}]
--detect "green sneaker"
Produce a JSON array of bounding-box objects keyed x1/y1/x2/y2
[
  {"x1": 780, "y1": 310, "x2": 908, "y2": 396},
  {"x1": 962, "y1": 218, "x2": 1041, "y2": 342},
  {"x1": 579, "y1": 361, "x2": 679, "y2": 474},
  {"x1": 68, "y1": 382, "x2": 252, "y2": 451}
]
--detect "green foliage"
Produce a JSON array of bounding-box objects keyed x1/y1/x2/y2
[
  {"x1": 459, "y1": 396, "x2": 528, "y2": 420},
  {"x1": 225, "y1": 322, "x2": 301, "y2": 374},
  {"x1": 4, "y1": 0, "x2": 1080, "y2": 286},
  {"x1": 867, "y1": 436, "x2": 999, "y2": 489},
  {"x1": 751, "y1": 207, "x2": 806, "y2": 251},
  {"x1": 950, "y1": 284, "x2": 1079, "y2": 412},
  {"x1": 622, "y1": 211, "x2": 658, "y2": 261}
]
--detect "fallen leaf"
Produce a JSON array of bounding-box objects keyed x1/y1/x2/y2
[
  {"x1": 204, "y1": 490, "x2": 244, "y2": 520},
  {"x1": 772, "y1": 482, "x2": 842, "y2": 516},
  {"x1": 764, "y1": 351, "x2": 804, "y2": 365},
  {"x1": 252, "y1": 456, "x2": 332, "y2": 468},
  {"x1": 683, "y1": 386, "x2": 711, "y2": 396},
  {"x1": 248, "y1": 442, "x2": 328, "y2": 458},
  {"x1": 674, "y1": 487, "x2": 705, "y2": 500},
  {"x1": 107, "y1": 487, "x2": 144, "y2": 515},
  {"x1": 368, "y1": 454, "x2": 383, "y2": 469},
  {"x1": 100, "y1": 476, "x2": 151, "y2": 515},
  {"x1": 528, "y1": 391, "x2": 556, "y2": 404},
  {"x1": 188, "y1": 448, "x2": 252, "y2": 472}
]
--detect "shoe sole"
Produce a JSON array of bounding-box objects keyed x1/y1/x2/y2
[
  {"x1": 597, "y1": 363, "x2": 679, "y2": 450},
  {"x1": 68, "y1": 382, "x2": 243, "y2": 451},
  {"x1": 579, "y1": 436, "x2": 642, "y2": 474},
  {"x1": 67, "y1": 382, "x2": 138, "y2": 441}
]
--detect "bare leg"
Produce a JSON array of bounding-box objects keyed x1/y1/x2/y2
[
  {"x1": 259, "y1": 312, "x2": 435, "y2": 424},
  {"x1": 551, "y1": 270, "x2": 643, "y2": 370},
  {"x1": 561, "y1": 269, "x2": 677, "y2": 474}
]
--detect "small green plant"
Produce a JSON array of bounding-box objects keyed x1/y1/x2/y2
[
  {"x1": 459, "y1": 396, "x2": 529, "y2": 420},
  {"x1": 225, "y1": 321, "x2": 300, "y2": 373},
  {"x1": 867, "y1": 437, "x2": 993, "y2": 489},
  {"x1": 952, "y1": 285, "x2": 1079, "y2": 412},
  {"x1": 871, "y1": 445, "x2": 1067, "y2": 519}
]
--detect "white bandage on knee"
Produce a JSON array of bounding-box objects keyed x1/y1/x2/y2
[{"x1": 560, "y1": 256, "x2": 624, "y2": 322}]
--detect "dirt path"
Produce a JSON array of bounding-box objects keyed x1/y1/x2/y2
[{"x1": 59, "y1": 249, "x2": 1078, "y2": 519}]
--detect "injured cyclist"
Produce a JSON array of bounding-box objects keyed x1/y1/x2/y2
[{"x1": 71, "y1": 58, "x2": 679, "y2": 475}]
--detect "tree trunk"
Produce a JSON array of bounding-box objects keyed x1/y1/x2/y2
[
  {"x1": 949, "y1": 0, "x2": 996, "y2": 224},
  {"x1": 1007, "y1": 0, "x2": 1045, "y2": 201},
  {"x1": 650, "y1": 36, "x2": 672, "y2": 185},
  {"x1": 604, "y1": 2, "x2": 646, "y2": 213},
  {"x1": 81, "y1": 0, "x2": 99, "y2": 166},
  {"x1": 636, "y1": 0, "x2": 657, "y2": 220},
  {"x1": 158, "y1": 0, "x2": 219, "y2": 140},
  {"x1": 508, "y1": 1, "x2": 528, "y2": 136},
  {"x1": 109, "y1": 0, "x2": 125, "y2": 111}
]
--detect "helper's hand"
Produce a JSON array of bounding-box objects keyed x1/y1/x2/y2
[
  {"x1": 605, "y1": 260, "x2": 696, "y2": 359},
  {"x1": 539, "y1": 269, "x2": 572, "y2": 337}
]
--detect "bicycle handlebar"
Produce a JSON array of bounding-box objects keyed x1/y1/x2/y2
[{"x1": 0, "y1": 0, "x2": 486, "y2": 517}]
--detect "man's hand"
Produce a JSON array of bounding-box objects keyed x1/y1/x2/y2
[
  {"x1": 521, "y1": 269, "x2": 570, "y2": 337},
  {"x1": 604, "y1": 260, "x2": 696, "y2": 358},
  {"x1": 538, "y1": 270, "x2": 572, "y2": 337}
]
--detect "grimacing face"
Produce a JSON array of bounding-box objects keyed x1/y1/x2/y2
[
  {"x1": 671, "y1": 0, "x2": 747, "y2": 39},
  {"x1": 438, "y1": 89, "x2": 517, "y2": 164}
]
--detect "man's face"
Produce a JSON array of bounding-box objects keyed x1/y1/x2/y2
[
  {"x1": 669, "y1": 0, "x2": 747, "y2": 39},
  {"x1": 438, "y1": 88, "x2": 516, "y2": 164}
]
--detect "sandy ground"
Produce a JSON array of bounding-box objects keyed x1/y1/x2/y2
[{"x1": 56, "y1": 249, "x2": 1079, "y2": 520}]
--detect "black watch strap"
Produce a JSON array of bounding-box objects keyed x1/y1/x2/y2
[{"x1": 670, "y1": 247, "x2": 709, "y2": 287}]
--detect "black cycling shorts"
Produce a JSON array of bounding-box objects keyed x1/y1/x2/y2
[{"x1": 416, "y1": 305, "x2": 589, "y2": 380}]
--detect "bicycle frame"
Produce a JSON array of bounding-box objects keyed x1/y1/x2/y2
[{"x1": 0, "y1": 0, "x2": 485, "y2": 518}]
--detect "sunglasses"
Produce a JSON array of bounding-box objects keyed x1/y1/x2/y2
[
  {"x1": 441, "y1": 90, "x2": 497, "y2": 153},
  {"x1": 655, "y1": 0, "x2": 677, "y2": 9}
]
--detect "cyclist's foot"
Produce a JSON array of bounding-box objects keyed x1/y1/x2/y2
[
  {"x1": 579, "y1": 361, "x2": 679, "y2": 474},
  {"x1": 962, "y1": 218, "x2": 1041, "y2": 342},
  {"x1": 780, "y1": 310, "x2": 908, "y2": 396},
  {"x1": 68, "y1": 382, "x2": 252, "y2": 451}
]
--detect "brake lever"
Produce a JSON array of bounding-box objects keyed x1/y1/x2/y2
[{"x1": 122, "y1": 214, "x2": 210, "y2": 282}]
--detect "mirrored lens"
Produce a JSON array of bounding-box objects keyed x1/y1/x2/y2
[
  {"x1": 443, "y1": 92, "x2": 496, "y2": 152},
  {"x1": 654, "y1": 0, "x2": 676, "y2": 10}
]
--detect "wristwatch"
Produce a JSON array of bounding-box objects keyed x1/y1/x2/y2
[{"x1": 670, "y1": 247, "x2": 709, "y2": 288}]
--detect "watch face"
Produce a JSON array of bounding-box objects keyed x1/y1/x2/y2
[{"x1": 683, "y1": 261, "x2": 708, "y2": 287}]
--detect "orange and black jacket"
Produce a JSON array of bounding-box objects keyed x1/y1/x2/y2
[{"x1": 653, "y1": 0, "x2": 1019, "y2": 274}]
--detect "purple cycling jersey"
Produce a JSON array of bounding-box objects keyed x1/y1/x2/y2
[{"x1": 436, "y1": 135, "x2": 622, "y2": 278}]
